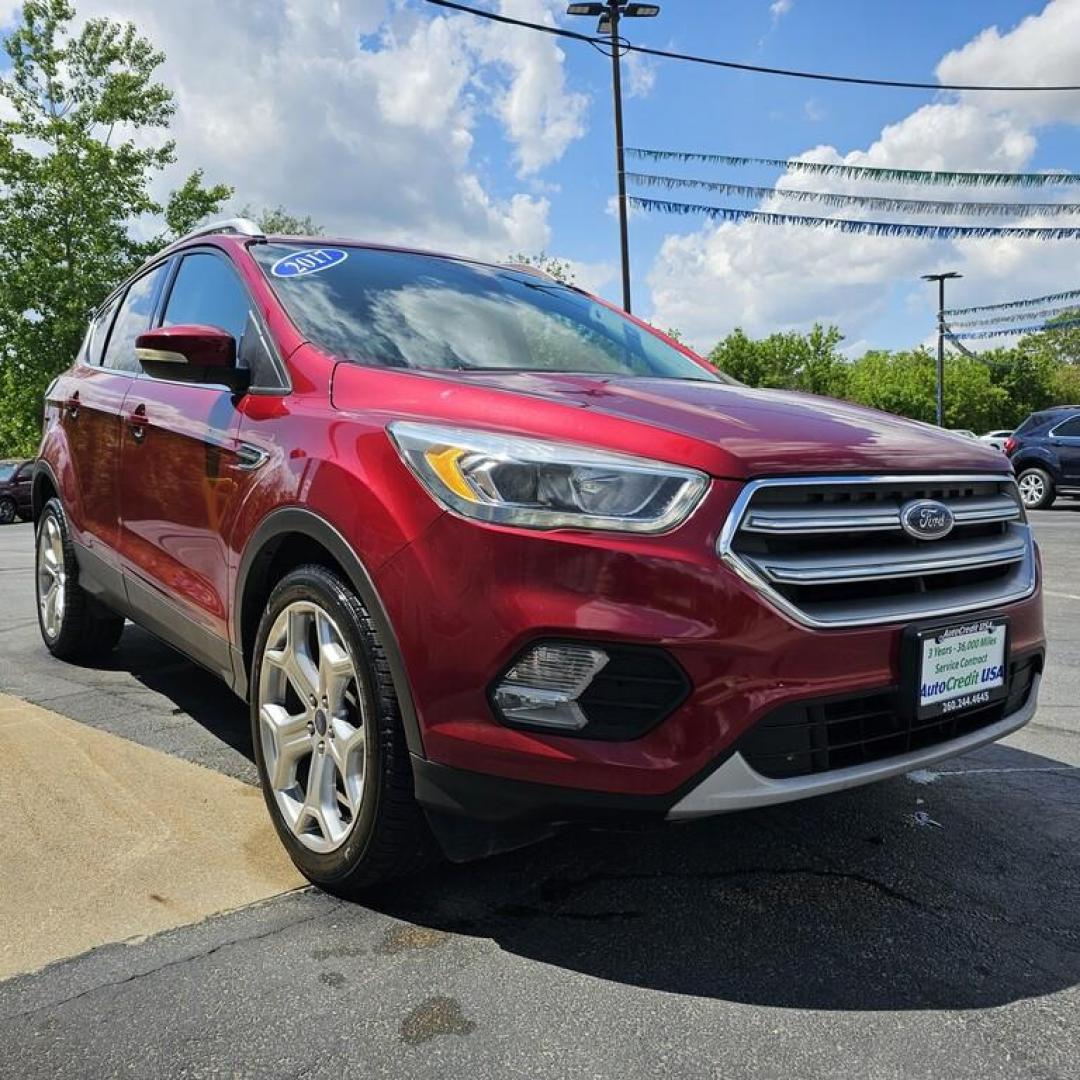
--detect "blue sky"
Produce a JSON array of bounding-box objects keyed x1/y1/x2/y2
[{"x1": 3, "y1": 0, "x2": 1079, "y2": 354}]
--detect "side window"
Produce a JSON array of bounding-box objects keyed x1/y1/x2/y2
[
  {"x1": 15, "y1": 462, "x2": 33, "y2": 482},
  {"x1": 1053, "y1": 415, "x2": 1080, "y2": 437},
  {"x1": 162, "y1": 253, "x2": 251, "y2": 343},
  {"x1": 85, "y1": 294, "x2": 121, "y2": 366},
  {"x1": 102, "y1": 263, "x2": 169, "y2": 373}
]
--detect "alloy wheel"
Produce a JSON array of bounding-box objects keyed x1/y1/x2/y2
[
  {"x1": 1018, "y1": 473, "x2": 1045, "y2": 508},
  {"x1": 36, "y1": 515, "x2": 66, "y2": 640},
  {"x1": 0, "y1": 498, "x2": 15, "y2": 525},
  {"x1": 257, "y1": 600, "x2": 368, "y2": 853}
]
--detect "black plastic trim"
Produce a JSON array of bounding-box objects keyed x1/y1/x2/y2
[{"x1": 234, "y1": 506, "x2": 425, "y2": 756}]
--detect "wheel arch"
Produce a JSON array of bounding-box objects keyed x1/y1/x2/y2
[
  {"x1": 1013, "y1": 450, "x2": 1060, "y2": 482},
  {"x1": 31, "y1": 460, "x2": 61, "y2": 523},
  {"x1": 234, "y1": 506, "x2": 425, "y2": 757}
]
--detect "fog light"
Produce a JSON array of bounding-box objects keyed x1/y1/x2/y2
[{"x1": 493, "y1": 643, "x2": 609, "y2": 731}]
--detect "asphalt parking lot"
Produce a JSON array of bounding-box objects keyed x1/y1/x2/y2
[{"x1": 0, "y1": 509, "x2": 1078, "y2": 1079}]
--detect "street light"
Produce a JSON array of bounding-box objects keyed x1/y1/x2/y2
[
  {"x1": 567, "y1": 1, "x2": 660, "y2": 313},
  {"x1": 922, "y1": 271, "x2": 963, "y2": 427}
]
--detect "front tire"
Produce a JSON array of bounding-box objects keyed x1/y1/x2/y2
[
  {"x1": 0, "y1": 497, "x2": 15, "y2": 525},
  {"x1": 35, "y1": 498, "x2": 125, "y2": 660},
  {"x1": 250, "y1": 564, "x2": 435, "y2": 895},
  {"x1": 1017, "y1": 467, "x2": 1055, "y2": 511}
]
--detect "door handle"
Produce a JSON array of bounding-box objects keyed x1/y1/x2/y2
[
  {"x1": 64, "y1": 392, "x2": 80, "y2": 421},
  {"x1": 127, "y1": 403, "x2": 149, "y2": 443}
]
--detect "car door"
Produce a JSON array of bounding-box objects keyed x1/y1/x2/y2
[
  {"x1": 1049, "y1": 414, "x2": 1080, "y2": 485},
  {"x1": 48, "y1": 266, "x2": 169, "y2": 600},
  {"x1": 12, "y1": 461, "x2": 34, "y2": 517},
  {"x1": 117, "y1": 249, "x2": 264, "y2": 680}
]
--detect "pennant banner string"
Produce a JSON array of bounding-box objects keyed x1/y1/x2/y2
[
  {"x1": 628, "y1": 196, "x2": 1080, "y2": 240},
  {"x1": 946, "y1": 317, "x2": 1080, "y2": 340},
  {"x1": 627, "y1": 148, "x2": 1080, "y2": 188},
  {"x1": 627, "y1": 172, "x2": 1080, "y2": 218},
  {"x1": 945, "y1": 286, "x2": 1080, "y2": 316},
  {"x1": 946, "y1": 304, "x2": 1080, "y2": 328}
]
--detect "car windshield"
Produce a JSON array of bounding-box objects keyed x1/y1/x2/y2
[
  {"x1": 252, "y1": 244, "x2": 726, "y2": 382},
  {"x1": 0, "y1": 463, "x2": 16, "y2": 482}
]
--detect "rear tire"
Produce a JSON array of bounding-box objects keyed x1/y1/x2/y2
[
  {"x1": 35, "y1": 498, "x2": 125, "y2": 660},
  {"x1": 1017, "y1": 467, "x2": 1055, "y2": 511},
  {"x1": 250, "y1": 564, "x2": 436, "y2": 895},
  {"x1": 0, "y1": 497, "x2": 15, "y2": 525}
]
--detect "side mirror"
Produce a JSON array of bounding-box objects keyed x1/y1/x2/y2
[{"x1": 135, "y1": 325, "x2": 248, "y2": 390}]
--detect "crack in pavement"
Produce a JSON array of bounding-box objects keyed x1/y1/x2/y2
[{"x1": 0, "y1": 892, "x2": 336, "y2": 1023}]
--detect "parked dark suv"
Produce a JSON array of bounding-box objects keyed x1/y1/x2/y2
[
  {"x1": 1005, "y1": 406, "x2": 1080, "y2": 509},
  {"x1": 0, "y1": 459, "x2": 34, "y2": 524}
]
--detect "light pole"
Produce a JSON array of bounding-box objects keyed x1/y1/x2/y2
[
  {"x1": 567, "y1": 2, "x2": 660, "y2": 313},
  {"x1": 922, "y1": 271, "x2": 962, "y2": 427}
]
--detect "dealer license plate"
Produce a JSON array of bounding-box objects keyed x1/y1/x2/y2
[{"x1": 914, "y1": 618, "x2": 1009, "y2": 721}]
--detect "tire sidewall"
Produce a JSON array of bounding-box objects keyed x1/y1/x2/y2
[
  {"x1": 35, "y1": 500, "x2": 70, "y2": 648},
  {"x1": 250, "y1": 567, "x2": 387, "y2": 885},
  {"x1": 1018, "y1": 467, "x2": 1054, "y2": 511}
]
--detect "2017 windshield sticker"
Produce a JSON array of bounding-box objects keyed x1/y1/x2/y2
[{"x1": 271, "y1": 248, "x2": 348, "y2": 279}]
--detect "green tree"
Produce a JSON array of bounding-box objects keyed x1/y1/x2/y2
[
  {"x1": 0, "y1": 0, "x2": 231, "y2": 455},
  {"x1": 709, "y1": 323, "x2": 849, "y2": 398},
  {"x1": 240, "y1": 203, "x2": 324, "y2": 235},
  {"x1": 508, "y1": 251, "x2": 576, "y2": 285},
  {"x1": 1015, "y1": 308, "x2": 1080, "y2": 368}
]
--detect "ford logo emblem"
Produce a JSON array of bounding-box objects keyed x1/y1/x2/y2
[{"x1": 900, "y1": 499, "x2": 955, "y2": 541}]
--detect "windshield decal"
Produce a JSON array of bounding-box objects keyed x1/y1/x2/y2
[{"x1": 270, "y1": 248, "x2": 348, "y2": 279}]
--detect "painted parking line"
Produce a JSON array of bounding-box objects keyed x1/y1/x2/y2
[
  {"x1": 0, "y1": 694, "x2": 303, "y2": 981},
  {"x1": 1044, "y1": 590, "x2": 1080, "y2": 602}
]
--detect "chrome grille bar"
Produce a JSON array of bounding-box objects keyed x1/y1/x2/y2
[{"x1": 719, "y1": 474, "x2": 1036, "y2": 629}]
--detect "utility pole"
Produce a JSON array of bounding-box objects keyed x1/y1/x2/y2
[
  {"x1": 922, "y1": 271, "x2": 962, "y2": 427},
  {"x1": 567, "y1": 3, "x2": 660, "y2": 313}
]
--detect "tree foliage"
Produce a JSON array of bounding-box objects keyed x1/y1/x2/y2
[
  {"x1": 508, "y1": 251, "x2": 576, "y2": 285},
  {"x1": 709, "y1": 322, "x2": 1073, "y2": 433},
  {"x1": 0, "y1": 0, "x2": 231, "y2": 455},
  {"x1": 240, "y1": 204, "x2": 324, "y2": 236}
]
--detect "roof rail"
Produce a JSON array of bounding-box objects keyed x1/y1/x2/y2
[{"x1": 146, "y1": 217, "x2": 266, "y2": 264}]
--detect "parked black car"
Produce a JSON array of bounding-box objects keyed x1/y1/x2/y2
[
  {"x1": 1006, "y1": 406, "x2": 1080, "y2": 510},
  {"x1": 0, "y1": 459, "x2": 34, "y2": 524}
]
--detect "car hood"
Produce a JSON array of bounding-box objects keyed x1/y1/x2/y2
[{"x1": 332, "y1": 364, "x2": 1010, "y2": 479}]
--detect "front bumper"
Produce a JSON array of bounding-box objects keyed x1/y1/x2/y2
[{"x1": 373, "y1": 484, "x2": 1046, "y2": 799}]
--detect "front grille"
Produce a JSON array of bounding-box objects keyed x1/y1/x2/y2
[
  {"x1": 742, "y1": 652, "x2": 1041, "y2": 779},
  {"x1": 720, "y1": 474, "x2": 1036, "y2": 627}
]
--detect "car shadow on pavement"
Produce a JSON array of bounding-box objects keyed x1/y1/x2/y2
[
  {"x1": 367, "y1": 740, "x2": 1080, "y2": 1012},
  {"x1": 94, "y1": 630, "x2": 1080, "y2": 1013},
  {"x1": 108, "y1": 624, "x2": 253, "y2": 760}
]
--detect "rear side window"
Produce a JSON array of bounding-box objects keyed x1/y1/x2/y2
[
  {"x1": 102, "y1": 263, "x2": 169, "y2": 373},
  {"x1": 85, "y1": 294, "x2": 121, "y2": 366},
  {"x1": 1015, "y1": 412, "x2": 1049, "y2": 435},
  {"x1": 1052, "y1": 415, "x2": 1080, "y2": 437},
  {"x1": 162, "y1": 252, "x2": 252, "y2": 342}
]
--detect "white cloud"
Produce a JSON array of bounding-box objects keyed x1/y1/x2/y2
[
  {"x1": 625, "y1": 52, "x2": 657, "y2": 99},
  {"x1": 466, "y1": 0, "x2": 590, "y2": 175},
  {"x1": 65, "y1": 0, "x2": 590, "y2": 260},
  {"x1": 769, "y1": 0, "x2": 793, "y2": 25},
  {"x1": 645, "y1": 1, "x2": 1080, "y2": 354}
]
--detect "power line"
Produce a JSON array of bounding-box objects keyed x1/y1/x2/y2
[
  {"x1": 945, "y1": 286, "x2": 1080, "y2": 316},
  {"x1": 628, "y1": 195, "x2": 1080, "y2": 240},
  {"x1": 423, "y1": 0, "x2": 1080, "y2": 91},
  {"x1": 628, "y1": 148, "x2": 1080, "y2": 188},
  {"x1": 627, "y1": 171, "x2": 1080, "y2": 218}
]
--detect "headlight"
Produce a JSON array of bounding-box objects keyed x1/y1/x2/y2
[{"x1": 388, "y1": 421, "x2": 708, "y2": 533}]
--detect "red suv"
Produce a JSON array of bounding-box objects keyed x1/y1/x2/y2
[{"x1": 34, "y1": 220, "x2": 1045, "y2": 893}]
